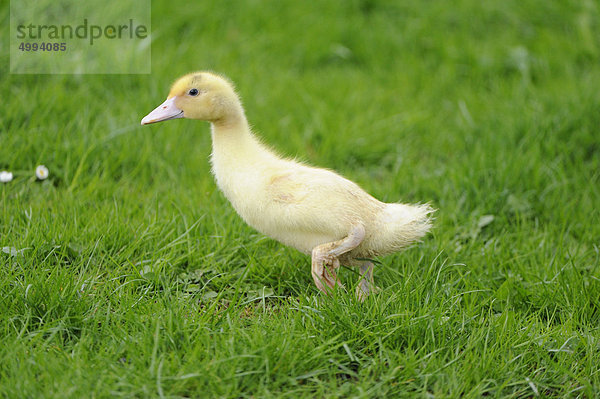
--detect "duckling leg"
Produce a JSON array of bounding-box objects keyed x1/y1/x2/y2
[
  {"x1": 356, "y1": 261, "x2": 375, "y2": 302},
  {"x1": 311, "y1": 224, "x2": 365, "y2": 294}
]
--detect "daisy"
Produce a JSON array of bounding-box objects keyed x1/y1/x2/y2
[
  {"x1": 0, "y1": 171, "x2": 13, "y2": 183},
  {"x1": 35, "y1": 165, "x2": 49, "y2": 180}
]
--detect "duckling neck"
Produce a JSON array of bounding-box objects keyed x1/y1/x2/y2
[
  {"x1": 210, "y1": 114, "x2": 280, "y2": 199},
  {"x1": 210, "y1": 114, "x2": 271, "y2": 164}
]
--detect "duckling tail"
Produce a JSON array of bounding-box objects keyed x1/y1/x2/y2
[{"x1": 370, "y1": 202, "x2": 435, "y2": 256}]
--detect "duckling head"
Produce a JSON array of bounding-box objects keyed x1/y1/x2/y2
[{"x1": 141, "y1": 72, "x2": 243, "y2": 126}]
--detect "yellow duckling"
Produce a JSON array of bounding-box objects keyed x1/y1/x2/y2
[{"x1": 142, "y1": 72, "x2": 434, "y2": 300}]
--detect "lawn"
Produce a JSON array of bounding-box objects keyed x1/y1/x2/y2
[{"x1": 1, "y1": 0, "x2": 599, "y2": 397}]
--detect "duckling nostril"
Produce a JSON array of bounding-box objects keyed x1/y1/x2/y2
[{"x1": 162, "y1": 106, "x2": 167, "y2": 109}]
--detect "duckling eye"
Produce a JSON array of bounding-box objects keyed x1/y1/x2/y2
[{"x1": 188, "y1": 88, "x2": 199, "y2": 96}]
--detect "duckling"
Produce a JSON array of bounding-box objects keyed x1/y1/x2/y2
[{"x1": 141, "y1": 72, "x2": 434, "y2": 300}]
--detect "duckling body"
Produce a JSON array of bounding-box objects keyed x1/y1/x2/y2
[{"x1": 142, "y1": 72, "x2": 433, "y2": 299}]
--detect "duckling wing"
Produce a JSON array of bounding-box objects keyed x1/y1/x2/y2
[
  {"x1": 257, "y1": 165, "x2": 383, "y2": 252},
  {"x1": 267, "y1": 165, "x2": 379, "y2": 212},
  {"x1": 267, "y1": 171, "x2": 311, "y2": 204}
]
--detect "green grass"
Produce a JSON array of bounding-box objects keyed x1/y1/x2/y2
[{"x1": 1, "y1": 0, "x2": 600, "y2": 397}]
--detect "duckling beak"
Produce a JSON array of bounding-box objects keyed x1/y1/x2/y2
[{"x1": 141, "y1": 97, "x2": 184, "y2": 125}]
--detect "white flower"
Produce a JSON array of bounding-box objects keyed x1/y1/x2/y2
[
  {"x1": 0, "y1": 171, "x2": 13, "y2": 183},
  {"x1": 35, "y1": 165, "x2": 49, "y2": 180}
]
